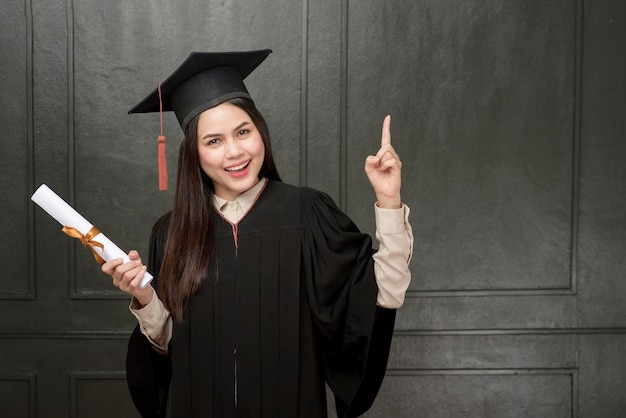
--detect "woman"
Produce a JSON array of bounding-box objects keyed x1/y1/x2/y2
[{"x1": 104, "y1": 49, "x2": 412, "y2": 417}]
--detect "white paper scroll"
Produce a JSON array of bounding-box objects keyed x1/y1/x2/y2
[{"x1": 31, "y1": 184, "x2": 153, "y2": 289}]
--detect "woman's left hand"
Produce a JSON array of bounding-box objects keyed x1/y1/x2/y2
[{"x1": 364, "y1": 115, "x2": 402, "y2": 209}]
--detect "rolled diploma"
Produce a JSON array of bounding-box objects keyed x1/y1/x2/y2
[{"x1": 31, "y1": 184, "x2": 153, "y2": 289}]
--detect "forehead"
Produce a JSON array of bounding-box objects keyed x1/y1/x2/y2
[{"x1": 197, "y1": 102, "x2": 252, "y2": 132}]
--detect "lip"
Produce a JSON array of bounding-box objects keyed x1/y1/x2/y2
[
  {"x1": 224, "y1": 160, "x2": 251, "y2": 178},
  {"x1": 224, "y1": 160, "x2": 250, "y2": 170}
]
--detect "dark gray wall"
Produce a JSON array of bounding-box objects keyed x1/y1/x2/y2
[{"x1": 1, "y1": 0, "x2": 625, "y2": 417}]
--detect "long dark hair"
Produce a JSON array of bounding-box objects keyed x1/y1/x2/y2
[{"x1": 158, "y1": 98, "x2": 281, "y2": 322}]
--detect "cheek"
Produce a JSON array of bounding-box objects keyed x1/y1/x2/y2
[
  {"x1": 253, "y1": 136, "x2": 265, "y2": 159},
  {"x1": 197, "y1": 148, "x2": 220, "y2": 171}
]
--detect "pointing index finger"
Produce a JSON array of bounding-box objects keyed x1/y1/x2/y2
[{"x1": 381, "y1": 115, "x2": 392, "y2": 147}]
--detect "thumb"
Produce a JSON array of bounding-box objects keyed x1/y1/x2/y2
[{"x1": 128, "y1": 250, "x2": 141, "y2": 261}]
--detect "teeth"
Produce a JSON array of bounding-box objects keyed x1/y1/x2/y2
[{"x1": 225, "y1": 161, "x2": 249, "y2": 172}]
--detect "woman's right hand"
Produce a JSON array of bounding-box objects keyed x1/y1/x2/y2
[{"x1": 102, "y1": 249, "x2": 154, "y2": 307}]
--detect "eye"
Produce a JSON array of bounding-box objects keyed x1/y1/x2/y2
[
  {"x1": 237, "y1": 129, "x2": 249, "y2": 137},
  {"x1": 204, "y1": 138, "x2": 220, "y2": 146}
]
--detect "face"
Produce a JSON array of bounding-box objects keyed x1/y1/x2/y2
[{"x1": 196, "y1": 101, "x2": 265, "y2": 200}]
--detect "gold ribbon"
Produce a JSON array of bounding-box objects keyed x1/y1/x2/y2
[{"x1": 62, "y1": 225, "x2": 106, "y2": 265}]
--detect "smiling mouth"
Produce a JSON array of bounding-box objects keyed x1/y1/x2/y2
[{"x1": 225, "y1": 161, "x2": 250, "y2": 172}]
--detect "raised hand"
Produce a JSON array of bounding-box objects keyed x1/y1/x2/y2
[{"x1": 364, "y1": 115, "x2": 402, "y2": 209}]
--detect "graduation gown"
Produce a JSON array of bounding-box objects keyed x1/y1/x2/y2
[{"x1": 127, "y1": 180, "x2": 396, "y2": 417}]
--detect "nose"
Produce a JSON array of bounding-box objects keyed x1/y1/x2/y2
[{"x1": 224, "y1": 137, "x2": 243, "y2": 159}]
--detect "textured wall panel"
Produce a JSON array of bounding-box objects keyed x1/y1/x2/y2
[
  {"x1": 0, "y1": 0, "x2": 33, "y2": 298},
  {"x1": 395, "y1": 294, "x2": 580, "y2": 330},
  {"x1": 576, "y1": 0, "x2": 626, "y2": 328},
  {"x1": 388, "y1": 333, "x2": 578, "y2": 370},
  {"x1": 347, "y1": 0, "x2": 578, "y2": 293},
  {"x1": 70, "y1": 372, "x2": 138, "y2": 418},
  {"x1": 577, "y1": 334, "x2": 626, "y2": 417},
  {"x1": 0, "y1": 336, "x2": 133, "y2": 416},
  {"x1": 306, "y1": 0, "x2": 343, "y2": 199},
  {"x1": 367, "y1": 371, "x2": 573, "y2": 418},
  {"x1": 0, "y1": 374, "x2": 35, "y2": 418}
]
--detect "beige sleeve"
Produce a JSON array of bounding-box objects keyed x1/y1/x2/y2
[
  {"x1": 373, "y1": 203, "x2": 414, "y2": 308},
  {"x1": 128, "y1": 287, "x2": 173, "y2": 354}
]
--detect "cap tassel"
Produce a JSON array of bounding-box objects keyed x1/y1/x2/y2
[
  {"x1": 158, "y1": 135, "x2": 167, "y2": 190},
  {"x1": 157, "y1": 84, "x2": 168, "y2": 191}
]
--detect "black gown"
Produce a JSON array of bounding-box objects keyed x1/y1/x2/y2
[{"x1": 126, "y1": 180, "x2": 397, "y2": 418}]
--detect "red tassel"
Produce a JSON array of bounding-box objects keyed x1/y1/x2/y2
[
  {"x1": 156, "y1": 83, "x2": 167, "y2": 191},
  {"x1": 158, "y1": 135, "x2": 167, "y2": 191}
]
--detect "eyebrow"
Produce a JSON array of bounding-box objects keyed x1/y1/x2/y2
[{"x1": 201, "y1": 121, "x2": 251, "y2": 141}]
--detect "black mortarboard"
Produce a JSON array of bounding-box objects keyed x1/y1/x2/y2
[
  {"x1": 127, "y1": 49, "x2": 272, "y2": 190},
  {"x1": 129, "y1": 49, "x2": 272, "y2": 131}
]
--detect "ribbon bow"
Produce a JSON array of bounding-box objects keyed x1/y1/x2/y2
[{"x1": 62, "y1": 225, "x2": 105, "y2": 265}]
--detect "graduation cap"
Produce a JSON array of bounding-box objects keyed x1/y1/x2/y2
[{"x1": 128, "y1": 49, "x2": 272, "y2": 190}]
